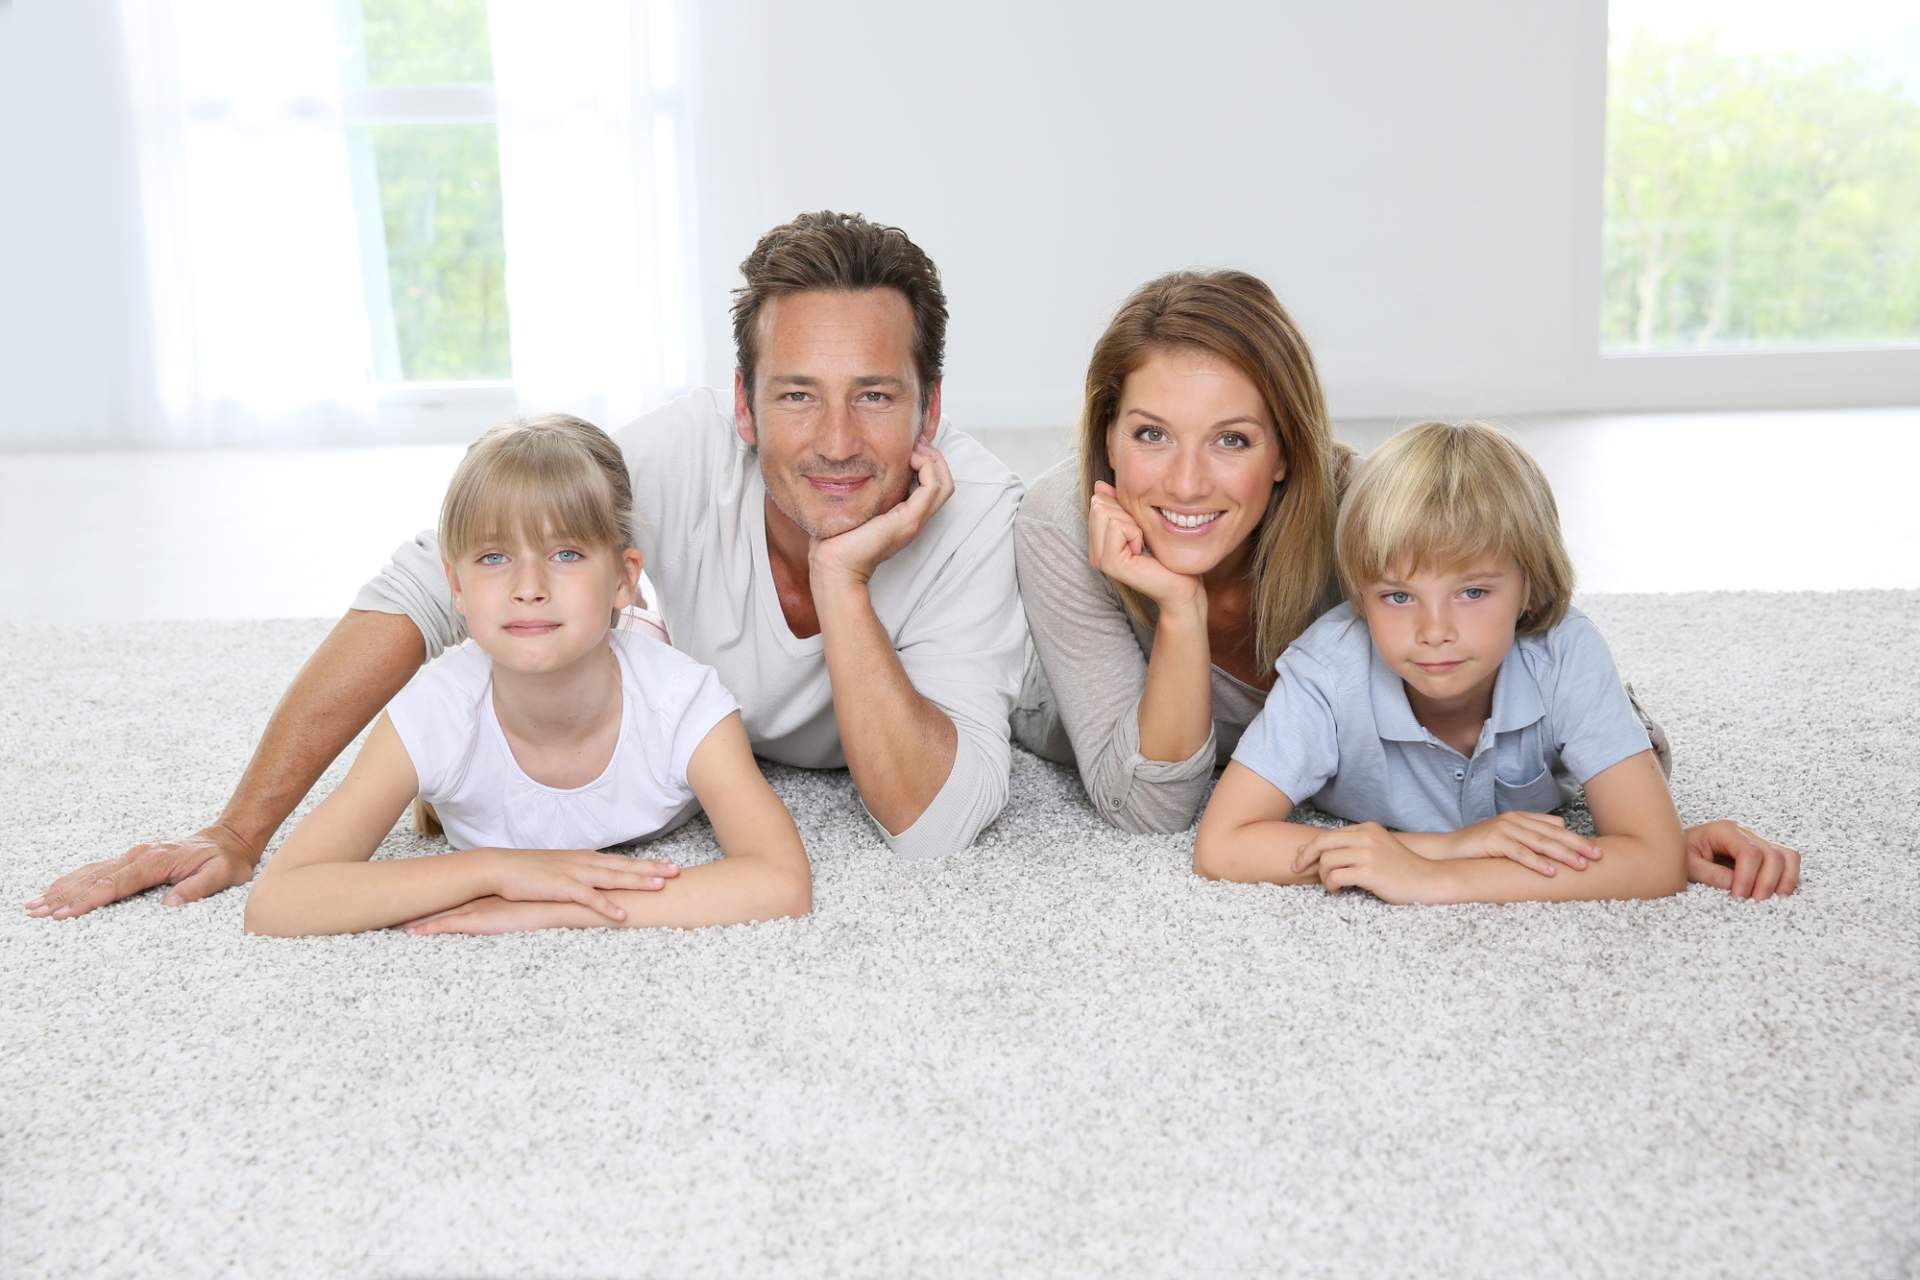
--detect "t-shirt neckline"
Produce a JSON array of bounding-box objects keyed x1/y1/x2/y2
[{"x1": 480, "y1": 636, "x2": 632, "y2": 795}]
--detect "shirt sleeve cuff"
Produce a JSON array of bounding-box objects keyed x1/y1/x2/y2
[
  {"x1": 860, "y1": 730, "x2": 1007, "y2": 863},
  {"x1": 350, "y1": 534, "x2": 468, "y2": 663}
]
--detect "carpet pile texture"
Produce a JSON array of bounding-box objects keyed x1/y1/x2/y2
[{"x1": 3, "y1": 591, "x2": 1917, "y2": 1278}]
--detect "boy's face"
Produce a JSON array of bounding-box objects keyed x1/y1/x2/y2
[
  {"x1": 444, "y1": 532, "x2": 642, "y2": 676},
  {"x1": 1359, "y1": 555, "x2": 1527, "y2": 714}
]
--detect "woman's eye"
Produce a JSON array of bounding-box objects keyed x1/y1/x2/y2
[
  {"x1": 1219, "y1": 432, "x2": 1249, "y2": 449},
  {"x1": 1135, "y1": 426, "x2": 1165, "y2": 444}
]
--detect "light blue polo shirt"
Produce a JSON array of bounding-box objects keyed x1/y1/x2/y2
[{"x1": 1230, "y1": 603, "x2": 1652, "y2": 831}]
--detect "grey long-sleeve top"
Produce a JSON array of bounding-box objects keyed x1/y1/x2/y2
[{"x1": 1011, "y1": 458, "x2": 1268, "y2": 833}]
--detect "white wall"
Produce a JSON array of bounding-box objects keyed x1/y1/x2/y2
[
  {"x1": 689, "y1": 0, "x2": 1611, "y2": 428},
  {"x1": 0, "y1": 0, "x2": 157, "y2": 449}
]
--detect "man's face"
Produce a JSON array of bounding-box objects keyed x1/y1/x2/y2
[{"x1": 735, "y1": 288, "x2": 939, "y2": 541}]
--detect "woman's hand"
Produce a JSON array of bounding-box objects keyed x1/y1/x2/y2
[
  {"x1": 1088, "y1": 481, "x2": 1204, "y2": 611},
  {"x1": 481, "y1": 849, "x2": 680, "y2": 922},
  {"x1": 1294, "y1": 821, "x2": 1450, "y2": 905},
  {"x1": 1430, "y1": 812, "x2": 1601, "y2": 878},
  {"x1": 398, "y1": 896, "x2": 585, "y2": 936}
]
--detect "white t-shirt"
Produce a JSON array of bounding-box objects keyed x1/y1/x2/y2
[
  {"x1": 355, "y1": 388, "x2": 1027, "y2": 862},
  {"x1": 384, "y1": 627, "x2": 740, "y2": 852}
]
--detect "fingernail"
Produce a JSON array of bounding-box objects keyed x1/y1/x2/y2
[
  {"x1": 163, "y1": 896, "x2": 181, "y2": 908},
  {"x1": 646, "y1": 878, "x2": 663, "y2": 889}
]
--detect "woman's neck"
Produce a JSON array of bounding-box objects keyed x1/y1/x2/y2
[{"x1": 489, "y1": 637, "x2": 622, "y2": 747}]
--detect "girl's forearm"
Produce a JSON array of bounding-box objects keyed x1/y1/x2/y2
[
  {"x1": 1138, "y1": 599, "x2": 1214, "y2": 762},
  {"x1": 244, "y1": 848, "x2": 497, "y2": 937},
  {"x1": 1426, "y1": 833, "x2": 1685, "y2": 904},
  {"x1": 1193, "y1": 819, "x2": 1325, "y2": 886},
  {"x1": 541, "y1": 854, "x2": 811, "y2": 930}
]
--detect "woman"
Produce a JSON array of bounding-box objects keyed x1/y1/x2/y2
[{"x1": 1012, "y1": 270, "x2": 1798, "y2": 897}]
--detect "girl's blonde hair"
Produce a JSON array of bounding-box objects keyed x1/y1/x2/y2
[
  {"x1": 1078, "y1": 270, "x2": 1354, "y2": 673},
  {"x1": 1336, "y1": 420, "x2": 1574, "y2": 634},
  {"x1": 417, "y1": 413, "x2": 636, "y2": 837}
]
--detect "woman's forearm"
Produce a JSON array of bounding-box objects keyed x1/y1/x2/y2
[
  {"x1": 1137, "y1": 597, "x2": 1214, "y2": 762},
  {"x1": 244, "y1": 848, "x2": 498, "y2": 937}
]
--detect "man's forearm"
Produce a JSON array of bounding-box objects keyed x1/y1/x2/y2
[
  {"x1": 219, "y1": 609, "x2": 426, "y2": 859},
  {"x1": 814, "y1": 580, "x2": 956, "y2": 835}
]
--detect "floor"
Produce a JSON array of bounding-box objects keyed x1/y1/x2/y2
[{"x1": 3, "y1": 407, "x2": 1916, "y2": 623}]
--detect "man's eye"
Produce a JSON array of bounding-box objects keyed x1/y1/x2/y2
[
  {"x1": 780, "y1": 391, "x2": 810, "y2": 403},
  {"x1": 859, "y1": 391, "x2": 891, "y2": 403}
]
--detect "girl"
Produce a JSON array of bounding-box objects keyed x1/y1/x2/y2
[
  {"x1": 243, "y1": 415, "x2": 810, "y2": 937},
  {"x1": 1193, "y1": 420, "x2": 1687, "y2": 905}
]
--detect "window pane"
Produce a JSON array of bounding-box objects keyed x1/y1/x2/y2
[
  {"x1": 366, "y1": 124, "x2": 511, "y2": 380},
  {"x1": 1604, "y1": 4, "x2": 1920, "y2": 350},
  {"x1": 359, "y1": 0, "x2": 493, "y2": 86}
]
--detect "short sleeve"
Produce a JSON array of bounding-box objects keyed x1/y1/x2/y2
[
  {"x1": 384, "y1": 670, "x2": 467, "y2": 800},
  {"x1": 665, "y1": 663, "x2": 742, "y2": 788},
  {"x1": 1228, "y1": 646, "x2": 1342, "y2": 807},
  {"x1": 1544, "y1": 616, "x2": 1653, "y2": 784}
]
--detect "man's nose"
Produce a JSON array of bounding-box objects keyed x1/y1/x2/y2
[{"x1": 815, "y1": 402, "x2": 860, "y2": 462}]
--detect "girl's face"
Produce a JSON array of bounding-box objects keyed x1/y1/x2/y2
[
  {"x1": 1359, "y1": 555, "x2": 1527, "y2": 718},
  {"x1": 1105, "y1": 348, "x2": 1287, "y2": 584},
  {"x1": 445, "y1": 530, "x2": 642, "y2": 677}
]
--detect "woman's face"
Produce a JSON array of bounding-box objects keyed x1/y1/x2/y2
[{"x1": 1105, "y1": 347, "x2": 1287, "y2": 583}]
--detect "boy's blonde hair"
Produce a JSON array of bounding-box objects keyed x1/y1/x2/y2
[
  {"x1": 417, "y1": 413, "x2": 636, "y2": 837},
  {"x1": 1336, "y1": 421, "x2": 1573, "y2": 634},
  {"x1": 440, "y1": 413, "x2": 636, "y2": 562}
]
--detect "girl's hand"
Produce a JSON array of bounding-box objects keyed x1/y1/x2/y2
[
  {"x1": 1294, "y1": 822, "x2": 1449, "y2": 905},
  {"x1": 1088, "y1": 481, "x2": 1204, "y2": 611},
  {"x1": 1434, "y1": 812, "x2": 1601, "y2": 877},
  {"x1": 398, "y1": 896, "x2": 582, "y2": 936},
  {"x1": 481, "y1": 849, "x2": 680, "y2": 922}
]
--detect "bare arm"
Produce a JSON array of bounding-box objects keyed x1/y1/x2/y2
[
  {"x1": 27, "y1": 608, "x2": 427, "y2": 919},
  {"x1": 244, "y1": 714, "x2": 676, "y2": 937},
  {"x1": 1192, "y1": 761, "x2": 1324, "y2": 885},
  {"x1": 403, "y1": 713, "x2": 811, "y2": 935}
]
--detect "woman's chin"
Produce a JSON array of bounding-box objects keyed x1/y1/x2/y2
[{"x1": 1140, "y1": 537, "x2": 1232, "y2": 579}]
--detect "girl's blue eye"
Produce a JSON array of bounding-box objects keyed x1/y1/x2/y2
[
  {"x1": 1461, "y1": 587, "x2": 1488, "y2": 600},
  {"x1": 478, "y1": 552, "x2": 507, "y2": 566},
  {"x1": 553, "y1": 549, "x2": 584, "y2": 563}
]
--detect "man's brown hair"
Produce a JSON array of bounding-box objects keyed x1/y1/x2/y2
[{"x1": 731, "y1": 210, "x2": 948, "y2": 413}]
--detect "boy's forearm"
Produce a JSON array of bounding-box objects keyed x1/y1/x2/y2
[
  {"x1": 220, "y1": 610, "x2": 426, "y2": 858},
  {"x1": 1194, "y1": 820, "x2": 1324, "y2": 886},
  {"x1": 1427, "y1": 834, "x2": 1685, "y2": 904},
  {"x1": 245, "y1": 849, "x2": 496, "y2": 937}
]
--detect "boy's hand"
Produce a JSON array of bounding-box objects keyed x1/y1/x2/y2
[
  {"x1": 1295, "y1": 822, "x2": 1449, "y2": 905},
  {"x1": 399, "y1": 897, "x2": 587, "y2": 936},
  {"x1": 1682, "y1": 820, "x2": 1800, "y2": 899},
  {"x1": 1433, "y1": 812, "x2": 1600, "y2": 878}
]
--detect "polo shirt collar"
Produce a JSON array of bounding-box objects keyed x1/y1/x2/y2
[{"x1": 1368, "y1": 642, "x2": 1546, "y2": 742}]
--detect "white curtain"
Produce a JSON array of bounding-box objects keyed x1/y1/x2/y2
[
  {"x1": 488, "y1": 0, "x2": 694, "y2": 431},
  {"x1": 119, "y1": 0, "x2": 376, "y2": 446}
]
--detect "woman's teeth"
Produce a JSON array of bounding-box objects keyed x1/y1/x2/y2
[{"x1": 1157, "y1": 508, "x2": 1222, "y2": 529}]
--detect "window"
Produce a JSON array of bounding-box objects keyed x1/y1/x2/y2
[
  {"x1": 1604, "y1": 1, "x2": 1920, "y2": 352},
  {"x1": 339, "y1": 0, "x2": 511, "y2": 383}
]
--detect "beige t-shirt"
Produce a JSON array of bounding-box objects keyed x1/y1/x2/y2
[
  {"x1": 1011, "y1": 457, "x2": 1270, "y2": 834},
  {"x1": 355, "y1": 388, "x2": 1027, "y2": 862}
]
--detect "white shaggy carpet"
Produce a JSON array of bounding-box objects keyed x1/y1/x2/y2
[{"x1": 4, "y1": 592, "x2": 1917, "y2": 1278}]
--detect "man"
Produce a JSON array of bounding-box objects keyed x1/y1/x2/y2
[{"x1": 29, "y1": 211, "x2": 1026, "y2": 918}]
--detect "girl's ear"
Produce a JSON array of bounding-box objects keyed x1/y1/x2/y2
[
  {"x1": 613, "y1": 547, "x2": 644, "y2": 610},
  {"x1": 442, "y1": 559, "x2": 466, "y2": 617}
]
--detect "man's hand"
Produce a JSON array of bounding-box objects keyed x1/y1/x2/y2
[
  {"x1": 1087, "y1": 480, "x2": 1205, "y2": 611},
  {"x1": 1294, "y1": 821, "x2": 1450, "y2": 905},
  {"x1": 1683, "y1": 820, "x2": 1800, "y2": 900},
  {"x1": 1429, "y1": 812, "x2": 1601, "y2": 878},
  {"x1": 398, "y1": 896, "x2": 585, "y2": 936},
  {"x1": 25, "y1": 824, "x2": 259, "y2": 920},
  {"x1": 808, "y1": 442, "x2": 954, "y2": 590}
]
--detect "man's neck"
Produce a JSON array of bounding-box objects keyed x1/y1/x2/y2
[
  {"x1": 763, "y1": 494, "x2": 822, "y2": 639},
  {"x1": 490, "y1": 640, "x2": 622, "y2": 746}
]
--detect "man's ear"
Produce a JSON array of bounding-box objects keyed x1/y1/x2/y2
[
  {"x1": 442, "y1": 559, "x2": 465, "y2": 617},
  {"x1": 918, "y1": 379, "x2": 943, "y2": 446},
  {"x1": 733, "y1": 369, "x2": 758, "y2": 448}
]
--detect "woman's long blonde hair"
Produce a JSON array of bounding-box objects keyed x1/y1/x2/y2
[
  {"x1": 415, "y1": 413, "x2": 637, "y2": 836},
  {"x1": 1078, "y1": 270, "x2": 1352, "y2": 673}
]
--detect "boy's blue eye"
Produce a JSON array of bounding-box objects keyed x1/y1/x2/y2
[
  {"x1": 1461, "y1": 587, "x2": 1488, "y2": 600},
  {"x1": 1384, "y1": 591, "x2": 1412, "y2": 605}
]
